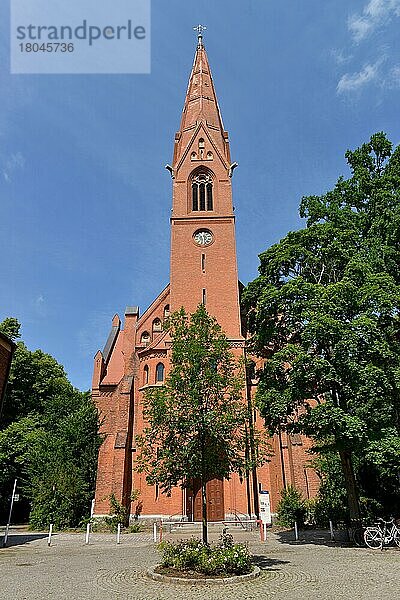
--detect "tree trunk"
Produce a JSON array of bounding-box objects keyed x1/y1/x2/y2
[
  {"x1": 200, "y1": 400, "x2": 208, "y2": 544},
  {"x1": 339, "y1": 449, "x2": 361, "y2": 525},
  {"x1": 201, "y1": 478, "x2": 208, "y2": 544}
]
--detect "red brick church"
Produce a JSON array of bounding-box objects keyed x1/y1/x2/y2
[{"x1": 92, "y1": 32, "x2": 318, "y2": 521}]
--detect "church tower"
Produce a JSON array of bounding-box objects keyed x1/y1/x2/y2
[
  {"x1": 92, "y1": 32, "x2": 319, "y2": 523},
  {"x1": 169, "y1": 31, "x2": 242, "y2": 341}
]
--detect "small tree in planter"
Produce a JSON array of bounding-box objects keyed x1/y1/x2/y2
[{"x1": 137, "y1": 305, "x2": 266, "y2": 544}]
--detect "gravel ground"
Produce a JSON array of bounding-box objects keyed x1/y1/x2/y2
[{"x1": 0, "y1": 526, "x2": 398, "y2": 599}]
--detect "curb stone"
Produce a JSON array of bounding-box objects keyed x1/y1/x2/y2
[{"x1": 146, "y1": 565, "x2": 261, "y2": 585}]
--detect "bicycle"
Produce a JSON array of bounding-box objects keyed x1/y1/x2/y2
[
  {"x1": 364, "y1": 517, "x2": 400, "y2": 550},
  {"x1": 349, "y1": 525, "x2": 363, "y2": 547}
]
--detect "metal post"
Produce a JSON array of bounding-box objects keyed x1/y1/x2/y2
[
  {"x1": 294, "y1": 521, "x2": 299, "y2": 541},
  {"x1": 258, "y1": 520, "x2": 263, "y2": 542},
  {"x1": 3, "y1": 478, "x2": 17, "y2": 547},
  {"x1": 85, "y1": 522, "x2": 91, "y2": 545},
  {"x1": 48, "y1": 523, "x2": 53, "y2": 547},
  {"x1": 153, "y1": 522, "x2": 157, "y2": 543},
  {"x1": 117, "y1": 523, "x2": 121, "y2": 544},
  {"x1": 329, "y1": 520, "x2": 335, "y2": 541}
]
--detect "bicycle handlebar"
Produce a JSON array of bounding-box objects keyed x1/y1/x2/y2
[{"x1": 377, "y1": 517, "x2": 394, "y2": 525}]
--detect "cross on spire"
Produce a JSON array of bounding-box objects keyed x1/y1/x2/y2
[{"x1": 193, "y1": 24, "x2": 207, "y2": 47}]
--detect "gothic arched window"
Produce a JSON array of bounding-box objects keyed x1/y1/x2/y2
[
  {"x1": 156, "y1": 363, "x2": 165, "y2": 383},
  {"x1": 192, "y1": 172, "x2": 213, "y2": 212},
  {"x1": 141, "y1": 331, "x2": 150, "y2": 346},
  {"x1": 153, "y1": 318, "x2": 162, "y2": 332},
  {"x1": 143, "y1": 365, "x2": 149, "y2": 385}
]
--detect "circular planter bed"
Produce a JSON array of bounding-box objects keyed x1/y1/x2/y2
[{"x1": 147, "y1": 565, "x2": 260, "y2": 585}]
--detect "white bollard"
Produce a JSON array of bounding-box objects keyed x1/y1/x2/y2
[
  {"x1": 48, "y1": 524, "x2": 53, "y2": 547},
  {"x1": 329, "y1": 520, "x2": 335, "y2": 541},
  {"x1": 294, "y1": 521, "x2": 299, "y2": 541},
  {"x1": 3, "y1": 479, "x2": 18, "y2": 548},
  {"x1": 263, "y1": 523, "x2": 268, "y2": 542},
  {"x1": 153, "y1": 522, "x2": 157, "y2": 543},
  {"x1": 85, "y1": 522, "x2": 91, "y2": 545},
  {"x1": 117, "y1": 523, "x2": 121, "y2": 544},
  {"x1": 3, "y1": 523, "x2": 10, "y2": 548}
]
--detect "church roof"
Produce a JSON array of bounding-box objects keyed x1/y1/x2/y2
[
  {"x1": 101, "y1": 331, "x2": 124, "y2": 385},
  {"x1": 102, "y1": 314, "x2": 120, "y2": 363}
]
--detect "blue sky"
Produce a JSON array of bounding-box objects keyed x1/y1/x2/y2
[{"x1": 1, "y1": 0, "x2": 399, "y2": 391}]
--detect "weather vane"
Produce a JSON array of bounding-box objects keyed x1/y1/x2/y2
[{"x1": 193, "y1": 24, "x2": 207, "y2": 46}]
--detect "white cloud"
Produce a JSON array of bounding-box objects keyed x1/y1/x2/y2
[
  {"x1": 348, "y1": 0, "x2": 400, "y2": 42},
  {"x1": 331, "y1": 49, "x2": 353, "y2": 65},
  {"x1": 33, "y1": 294, "x2": 47, "y2": 318},
  {"x1": 337, "y1": 61, "x2": 381, "y2": 94},
  {"x1": 388, "y1": 65, "x2": 400, "y2": 86},
  {"x1": 3, "y1": 151, "x2": 25, "y2": 182}
]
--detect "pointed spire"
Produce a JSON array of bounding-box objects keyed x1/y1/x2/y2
[{"x1": 173, "y1": 29, "x2": 230, "y2": 167}]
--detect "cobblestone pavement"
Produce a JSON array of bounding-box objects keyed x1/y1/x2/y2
[{"x1": 0, "y1": 527, "x2": 399, "y2": 599}]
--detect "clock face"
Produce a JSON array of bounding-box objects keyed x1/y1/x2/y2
[{"x1": 193, "y1": 229, "x2": 213, "y2": 246}]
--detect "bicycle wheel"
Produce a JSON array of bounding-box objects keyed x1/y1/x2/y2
[
  {"x1": 393, "y1": 528, "x2": 400, "y2": 548},
  {"x1": 364, "y1": 527, "x2": 383, "y2": 549},
  {"x1": 351, "y1": 527, "x2": 363, "y2": 547}
]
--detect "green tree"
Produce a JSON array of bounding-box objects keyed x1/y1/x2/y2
[
  {"x1": 1, "y1": 342, "x2": 66, "y2": 426},
  {"x1": 27, "y1": 390, "x2": 101, "y2": 529},
  {"x1": 137, "y1": 305, "x2": 266, "y2": 543},
  {"x1": 0, "y1": 317, "x2": 102, "y2": 528},
  {"x1": 0, "y1": 416, "x2": 41, "y2": 520},
  {"x1": 0, "y1": 317, "x2": 21, "y2": 341},
  {"x1": 243, "y1": 133, "x2": 400, "y2": 524},
  {"x1": 310, "y1": 453, "x2": 348, "y2": 525}
]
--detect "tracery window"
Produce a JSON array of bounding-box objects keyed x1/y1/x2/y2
[{"x1": 192, "y1": 173, "x2": 213, "y2": 211}]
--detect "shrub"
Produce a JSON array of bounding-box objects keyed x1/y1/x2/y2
[
  {"x1": 89, "y1": 517, "x2": 115, "y2": 533},
  {"x1": 277, "y1": 485, "x2": 306, "y2": 527},
  {"x1": 158, "y1": 534, "x2": 253, "y2": 576},
  {"x1": 103, "y1": 493, "x2": 128, "y2": 530},
  {"x1": 304, "y1": 498, "x2": 317, "y2": 526}
]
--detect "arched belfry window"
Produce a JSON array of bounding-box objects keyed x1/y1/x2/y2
[
  {"x1": 192, "y1": 172, "x2": 213, "y2": 212},
  {"x1": 153, "y1": 318, "x2": 162, "y2": 332},
  {"x1": 156, "y1": 363, "x2": 165, "y2": 383},
  {"x1": 141, "y1": 331, "x2": 150, "y2": 346}
]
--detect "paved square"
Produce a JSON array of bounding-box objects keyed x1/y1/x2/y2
[{"x1": 0, "y1": 527, "x2": 398, "y2": 599}]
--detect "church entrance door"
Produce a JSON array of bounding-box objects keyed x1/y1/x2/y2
[{"x1": 188, "y1": 478, "x2": 224, "y2": 522}]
